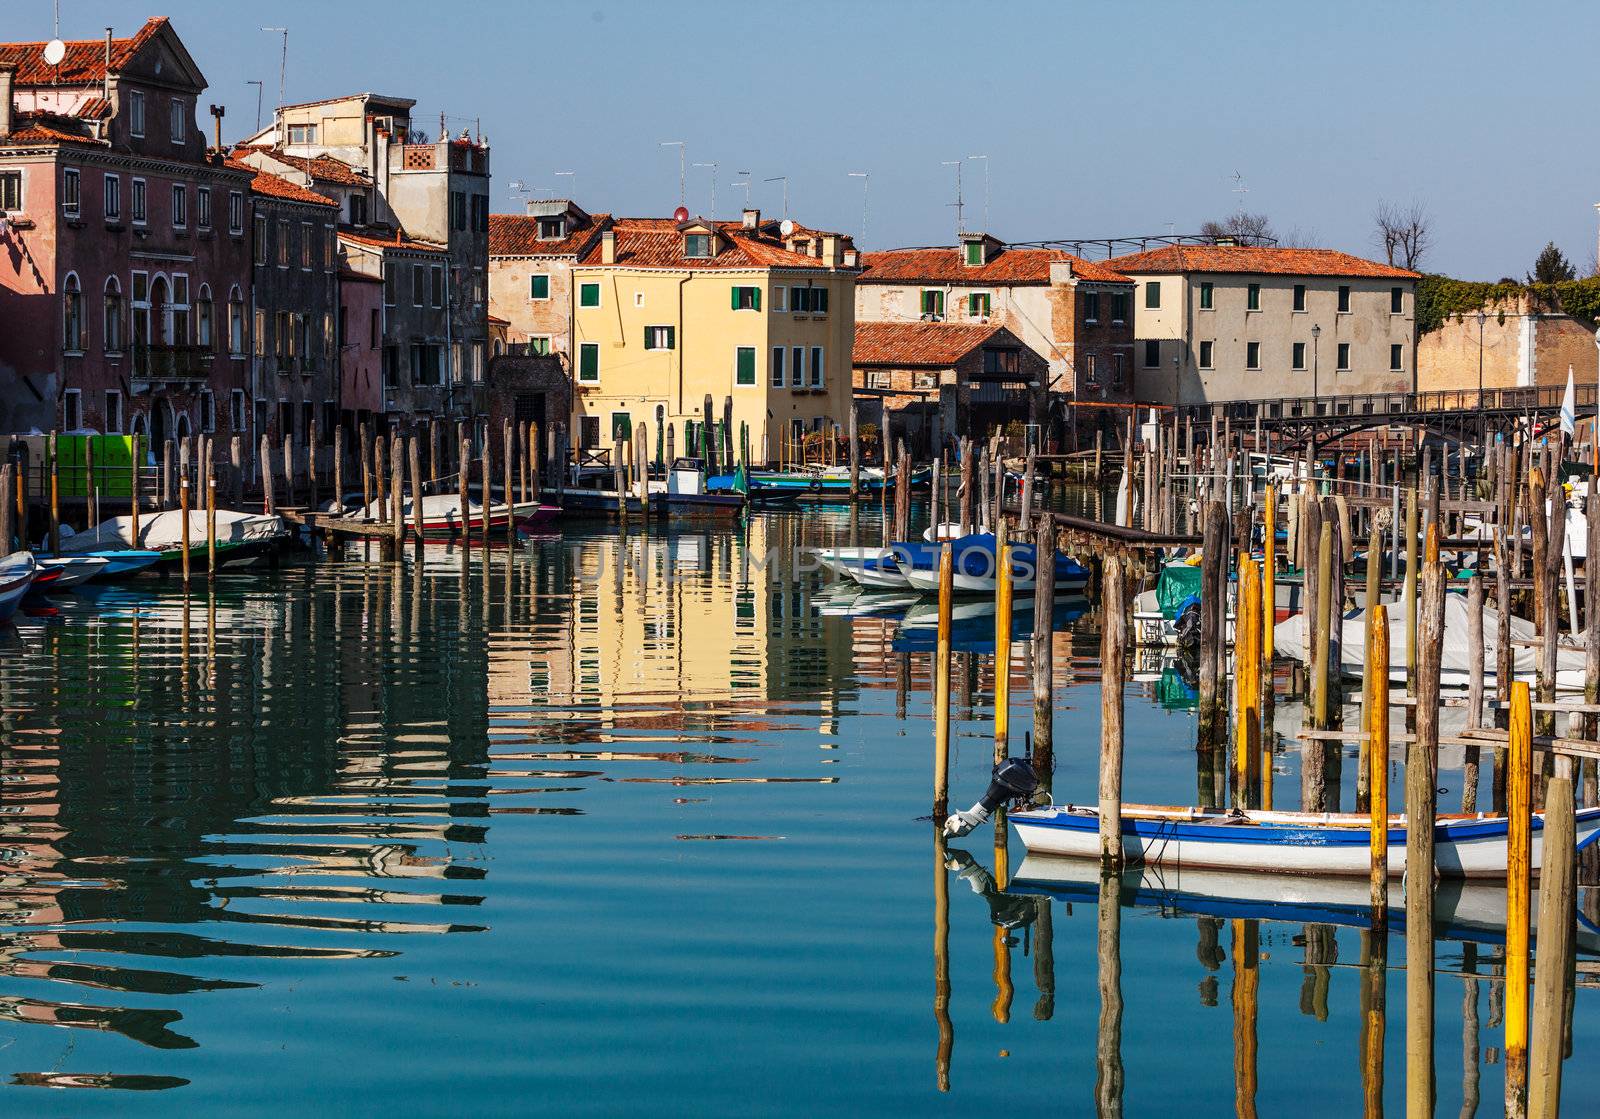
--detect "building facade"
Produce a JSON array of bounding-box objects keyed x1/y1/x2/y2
[
  {"x1": 1417, "y1": 290, "x2": 1600, "y2": 394},
  {"x1": 487, "y1": 201, "x2": 609, "y2": 360},
  {"x1": 0, "y1": 19, "x2": 253, "y2": 444},
  {"x1": 568, "y1": 211, "x2": 858, "y2": 464},
  {"x1": 1105, "y1": 244, "x2": 1420, "y2": 406},
  {"x1": 856, "y1": 235, "x2": 1135, "y2": 404},
  {"x1": 339, "y1": 267, "x2": 384, "y2": 421}
]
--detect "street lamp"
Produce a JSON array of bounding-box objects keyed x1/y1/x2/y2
[
  {"x1": 1477, "y1": 310, "x2": 1488, "y2": 405},
  {"x1": 1311, "y1": 323, "x2": 1321, "y2": 413}
]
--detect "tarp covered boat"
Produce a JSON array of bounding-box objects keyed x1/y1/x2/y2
[{"x1": 57, "y1": 511, "x2": 289, "y2": 568}]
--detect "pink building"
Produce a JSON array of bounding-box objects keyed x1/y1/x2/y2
[
  {"x1": 339, "y1": 267, "x2": 384, "y2": 419},
  {"x1": 0, "y1": 18, "x2": 252, "y2": 444}
]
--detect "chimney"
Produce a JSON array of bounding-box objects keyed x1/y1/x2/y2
[
  {"x1": 822, "y1": 233, "x2": 839, "y2": 266},
  {"x1": 209, "y1": 104, "x2": 225, "y2": 158},
  {"x1": 742, "y1": 207, "x2": 760, "y2": 230},
  {"x1": 104, "y1": 29, "x2": 113, "y2": 104},
  {"x1": 601, "y1": 229, "x2": 616, "y2": 265},
  {"x1": 0, "y1": 64, "x2": 13, "y2": 138}
]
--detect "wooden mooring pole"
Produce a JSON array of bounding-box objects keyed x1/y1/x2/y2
[
  {"x1": 932, "y1": 544, "x2": 953, "y2": 819},
  {"x1": 1097, "y1": 553, "x2": 1126, "y2": 867},
  {"x1": 1505, "y1": 679, "x2": 1533, "y2": 1119}
]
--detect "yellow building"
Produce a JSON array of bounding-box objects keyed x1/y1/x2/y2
[{"x1": 569, "y1": 210, "x2": 859, "y2": 465}]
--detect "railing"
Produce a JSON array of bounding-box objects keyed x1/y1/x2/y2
[
  {"x1": 133, "y1": 344, "x2": 212, "y2": 382},
  {"x1": 1177, "y1": 383, "x2": 1600, "y2": 426}
]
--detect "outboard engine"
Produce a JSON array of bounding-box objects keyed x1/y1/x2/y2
[
  {"x1": 944, "y1": 757, "x2": 1038, "y2": 838},
  {"x1": 1173, "y1": 592, "x2": 1203, "y2": 650}
]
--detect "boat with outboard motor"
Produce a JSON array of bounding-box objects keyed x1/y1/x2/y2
[{"x1": 57, "y1": 510, "x2": 289, "y2": 569}]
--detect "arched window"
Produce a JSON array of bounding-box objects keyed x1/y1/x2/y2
[
  {"x1": 493, "y1": 339, "x2": 504, "y2": 357},
  {"x1": 227, "y1": 285, "x2": 245, "y2": 355},
  {"x1": 102, "y1": 276, "x2": 124, "y2": 353},
  {"x1": 62, "y1": 272, "x2": 84, "y2": 352},
  {"x1": 196, "y1": 283, "x2": 214, "y2": 350}
]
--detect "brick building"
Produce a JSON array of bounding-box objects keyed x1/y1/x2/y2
[
  {"x1": 487, "y1": 201, "x2": 609, "y2": 360},
  {"x1": 1417, "y1": 290, "x2": 1600, "y2": 394}
]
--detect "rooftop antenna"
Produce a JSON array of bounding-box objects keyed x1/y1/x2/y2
[
  {"x1": 967, "y1": 155, "x2": 989, "y2": 231},
  {"x1": 942, "y1": 160, "x2": 964, "y2": 236},
  {"x1": 260, "y1": 27, "x2": 288, "y2": 108},
  {"x1": 692, "y1": 161, "x2": 718, "y2": 220},
  {"x1": 763, "y1": 175, "x2": 788, "y2": 220},
  {"x1": 554, "y1": 170, "x2": 576, "y2": 200},
  {"x1": 847, "y1": 171, "x2": 869, "y2": 246},
  {"x1": 1231, "y1": 170, "x2": 1249, "y2": 200},
  {"x1": 733, "y1": 171, "x2": 752, "y2": 209},
  {"x1": 660, "y1": 141, "x2": 685, "y2": 209},
  {"x1": 246, "y1": 80, "x2": 264, "y2": 132}
]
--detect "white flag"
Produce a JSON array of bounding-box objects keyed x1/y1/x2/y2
[{"x1": 1561, "y1": 365, "x2": 1576, "y2": 437}]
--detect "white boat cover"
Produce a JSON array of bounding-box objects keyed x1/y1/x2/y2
[
  {"x1": 59, "y1": 510, "x2": 287, "y2": 553},
  {"x1": 355, "y1": 494, "x2": 505, "y2": 522},
  {"x1": 1274, "y1": 595, "x2": 1588, "y2": 690}
]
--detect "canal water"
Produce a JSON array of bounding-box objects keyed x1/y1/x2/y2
[{"x1": 0, "y1": 504, "x2": 1593, "y2": 1115}]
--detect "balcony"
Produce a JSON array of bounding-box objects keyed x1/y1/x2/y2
[{"x1": 131, "y1": 344, "x2": 211, "y2": 389}]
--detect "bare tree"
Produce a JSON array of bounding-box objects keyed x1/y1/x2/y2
[
  {"x1": 1280, "y1": 226, "x2": 1321, "y2": 249},
  {"x1": 1200, "y1": 211, "x2": 1276, "y2": 244},
  {"x1": 1373, "y1": 200, "x2": 1431, "y2": 270}
]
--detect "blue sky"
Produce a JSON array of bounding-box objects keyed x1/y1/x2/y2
[{"x1": 16, "y1": 0, "x2": 1600, "y2": 277}]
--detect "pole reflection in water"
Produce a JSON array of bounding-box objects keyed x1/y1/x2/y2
[
  {"x1": 934, "y1": 829, "x2": 953, "y2": 1093},
  {"x1": 1096, "y1": 870, "x2": 1124, "y2": 1118},
  {"x1": 992, "y1": 811, "x2": 1012, "y2": 1024},
  {"x1": 1231, "y1": 919, "x2": 1259, "y2": 1119},
  {"x1": 1360, "y1": 927, "x2": 1388, "y2": 1118},
  {"x1": 1462, "y1": 943, "x2": 1480, "y2": 1119}
]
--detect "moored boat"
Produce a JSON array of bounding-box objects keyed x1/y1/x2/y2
[
  {"x1": 35, "y1": 555, "x2": 111, "y2": 590},
  {"x1": 57, "y1": 511, "x2": 289, "y2": 569},
  {"x1": 896, "y1": 533, "x2": 1090, "y2": 595},
  {"x1": 0, "y1": 552, "x2": 38, "y2": 621}
]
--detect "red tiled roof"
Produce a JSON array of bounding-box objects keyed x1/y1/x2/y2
[
  {"x1": 488, "y1": 212, "x2": 611, "y2": 258},
  {"x1": 1106, "y1": 244, "x2": 1420, "y2": 279},
  {"x1": 578, "y1": 218, "x2": 842, "y2": 270},
  {"x1": 0, "y1": 113, "x2": 103, "y2": 147},
  {"x1": 233, "y1": 146, "x2": 367, "y2": 186},
  {"x1": 232, "y1": 161, "x2": 338, "y2": 208},
  {"x1": 859, "y1": 246, "x2": 1129, "y2": 286},
  {"x1": 852, "y1": 321, "x2": 1008, "y2": 367},
  {"x1": 75, "y1": 97, "x2": 111, "y2": 120},
  {"x1": 0, "y1": 18, "x2": 164, "y2": 85},
  {"x1": 338, "y1": 228, "x2": 447, "y2": 254},
  {"x1": 486, "y1": 314, "x2": 510, "y2": 326}
]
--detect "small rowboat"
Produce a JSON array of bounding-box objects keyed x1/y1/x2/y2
[
  {"x1": 1009, "y1": 802, "x2": 1600, "y2": 878},
  {"x1": 358, "y1": 494, "x2": 517, "y2": 537},
  {"x1": 35, "y1": 555, "x2": 111, "y2": 590},
  {"x1": 0, "y1": 552, "x2": 38, "y2": 621},
  {"x1": 895, "y1": 534, "x2": 1091, "y2": 595}
]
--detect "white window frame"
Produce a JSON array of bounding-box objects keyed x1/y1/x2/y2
[
  {"x1": 0, "y1": 169, "x2": 20, "y2": 212},
  {"x1": 1337, "y1": 342, "x2": 1352, "y2": 371},
  {"x1": 1390, "y1": 343, "x2": 1404, "y2": 371},
  {"x1": 867, "y1": 370, "x2": 890, "y2": 390},
  {"x1": 791, "y1": 346, "x2": 803, "y2": 388},
  {"x1": 62, "y1": 167, "x2": 80, "y2": 217},
  {"x1": 129, "y1": 90, "x2": 145, "y2": 138},
  {"x1": 199, "y1": 389, "x2": 215, "y2": 433},
  {"x1": 1198, "y1": 340, "x2": 1214, "y2": 370},
  {"x1": 734, "y1": 345, "x2": 757, "y2": 386},
  {"x1": 171, "y1": 183, "x2": 187, "y2": 230},
  {"x1": 62, "y1": 388, "x2": 83, "y2": 431},
  {"x1": 771, "y1": 346, "x2": 785, "y2": 388},
  {"x1": 196, "y1": 186, "x2": 211, "y2": 230},
  {"x1": 578, "y1": 341, "x2": 600, "y2": 383},
  {"x1": 579, "y1": 281, "x2": 602, "y2": 309},
  {"x1": 130, "y1": 177, "x2": 146, "y2": 225},
  {"x1": 228, "y1": 286, "x2": 245, "y2": 356},
  {"x1": 170, "y1": 98, "x2": 186, "y2": 144},
  {"x1": 644, "y1": 325, "x2": 674, "y2": 351},
  {"x1": 809, "y1": 346, "x2": 825, "y2": 389},
  {"x1": 529, "y1": 272, "x2": 551, "y2": 301},
  {"x1": 287, "y1": 123, "x2": 317, "y2": 146},
  {"x1": 103, "y1": 173, "x2": 121, "y2": 220},
  {"x1": 228, "y1": 190, "x2": 244, "y2": 234},
  {"x1": 230, "y1": 389, "x2": 247, "y2": 433},
  {"x1": 61, "y1": 271, "x2": 85, "y2": 354},
  {"x1": 633, "y1": 291, "x2": 645, "y2": 308},
  {"x1": 528, "y1": 336, "x2": 551, "y2": 356},
  {"x1": 1246, "y1": 341, "x2": 1261, "y2": 370}
]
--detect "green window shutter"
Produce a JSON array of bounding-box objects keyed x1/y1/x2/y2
[
  {"x1": 736, "y1": 347, "x2": 755, "y2": 385},
  {"x1": 752, "y1": 287, "x2": 761, "y2": 311},
  {"x1": 643, "y1": 326, "x2": 651, "y2": 349},
  {"x1": 580, "y1": 343, "x2": 598, "y2": 380},
  {"x1": 732, "y1": 286, "x2": 740, "y2": 310},
  {"x1": 530, "y1": 274, "x2": 549, "y2": 299},
  {"x1": 667, "y1": 326, "x2": 675, "y2": 349}
]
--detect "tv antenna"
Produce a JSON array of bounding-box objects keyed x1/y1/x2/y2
[
  {"x1": 732, "y1": 171, "x2": 752, "y2": 210},
  {"x1": 554, "y1": 170, "x2": 576, "y2": 199},
  {"x1": 692, "y1": 161, "x2": 718, "y2": 220},
  {"x1": 261, "y1": 27, "x2": 288, "y2": 108},
  {"x1": 967, "y1": 155, "x2": 989, "y2": 230},
  {"x1": 763, "y1": 175, "x2": 788, "y2": 220},
  {"x1": 1231, "y1": 171, "x2": 1249, "y2": 199},
  {"x1": 942, "y1": 160, "x2": 964, "y2": 235},
  {"x1": 660, "y1": 141, "x2": 685, "y2": 209},
  {"x1": 247, "y1": 80, "x2": 264, "y2": 132},
  {"x1": 847, "y1": 171, "x2": 869, "y2": 246}
]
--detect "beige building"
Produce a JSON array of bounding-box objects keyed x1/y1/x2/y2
[
  {"x1": 568, "y1": 210, "x2": 859, "y2": 463},
  {"x1": 487, "y1": 200, "x2": 609, "y2": 361},
  {"x1": 1417, "y1": 291, "x2": 1600, "y2": 393},
  {"x1": 1106, "y1": 245, "x2": 1419, "y2": 406}
]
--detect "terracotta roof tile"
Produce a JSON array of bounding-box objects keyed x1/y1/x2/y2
[
  {"x1": 0, "y1": 113, "x2": 103, "y2": 147},
  {"x1": 578, "y1": 218, "x2": 842, "y2": 271},
  {"x1": 488, "y1": 212, "x2": 611, "y2": 258},
  {"x1": 234, "y1": 161, "x2": 338, "y2": 208},
  {"x1": 233, "y1": 146, "x2": 367, "y2": 186},
  {"x1": 1106, "y1": 244, "x2": 1419, "y2": 279},
  {"x1": 0, "y1": 18, "x2": 163, "y2": 86},
  {"x1": 338, "y1": 228, "x2": 447, "y2": 254},
  {"x1": 852, "y1": 321, "x2": 1008, "y2": 367},
  {"x1": 859, "y1": 246, "x2": 1129, "y2": 286}
]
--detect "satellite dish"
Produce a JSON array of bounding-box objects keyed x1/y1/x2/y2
[
  {"x1": 779, "y1": 219, "x2": 795, "y2": 237},
  {"x1": 42, "y1": 39, "x2": 66, "y2": 66},
  {"x1": 672, "y1": 206, "x2": 689, "y2": 223}
]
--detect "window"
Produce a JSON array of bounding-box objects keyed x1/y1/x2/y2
[
  {"x1": 430, "y1": 265, "x2": 443, "y2": 308},
  {"x1": 1199, "y1": 281, "x2": 1213, "y2": 310},
  {"x1": 1144, "y1": 281, "x2": 1161, "y2": 309},
  {"x1": 255, "y1": 309, "x2": 267, "y2": 357},
  {"x1": 63, "y1": 389, "x2": 82, "y2": 431},
  {"x1": 1111, "y1": 292, "x2": 1127, "y2": 322},
  {"x1": 1390, "y1": 343, "x2": 1403, "y2": 371},
  {"x1": 129, "y1": 90, "x2": 145, "y2": 137},
  {"x1": 1112, "y1": 354, "x2": 1126, "y2": 388},
  {"x1": 382, "y1": 346, "x2": 399, "y2": 387},
  {"x1": 1084, "y1": 292, "x2": 1100, "y2": 322},
  {"x1": 772, "y1": 286, "x2": 787, "y2": 312},
  {"x1": 1293, "y1": 284, "x2": 1306, "y2": 312},
  {"x1": 579, "y1": 281, "x2": 600, "y2": 308},
  {"x1": 287, "y1": 123, "x2": 317, "y2": 145},
  {"x1": 968, "y1": 292, "x2": 991, "y2": 317},
  {"x1": 253, "y1": 214, "x2": 267, "y2": 265},
  {"x1": 105, "y1": 390, "x2": 123, "y2": 434},
  {"x1": 983, "y1": 349, "x2": 1021, "y2": 375},
  {"x1": 349, "y1": 193, "x2": 367, "y2": 226},
  {"x1": 867, "y1": 370, "x2": 890, "y2": 390},
  {"x1": 791, "y1": 346, "x2": 804, "y2": 388},
  {"x1": 104, "y1": 174, "x2": 121, "y2": 220},
  {"x1": 171, "y1": 184, "x2": 186, "y2": 229},
  {"x1": 381, "y1": 264, "x2": 396, "y2": 307},
  {"x1": 230, "y1": 389, "x2": 246, "y2": 433},
  {"x1": 228, "y1": 190, "x2": 243, "y2": 234},
  {"x1": 103, "y1": 277, "x2": 124, "y2": 352},
  {"x1": 300, "y1": 401, "x2": 314, "y2": 444},
  {"x1": 771, "y1": 346, "x2": 785, "y2": 387},
  {"x1": 1246, "y1": 283, "x2": 1260, "y2": 311},
  {"x1": 1143, "y1": 339, "x2": 1160, "y2": 368},
  {"x1": 170, "y1": 275, "x2": 190, "y2": 345},
  {"x1": 809, "y1": 347, "x2": 824, "y2": 388},
  {"x1": 61, "y1": 168, "x2": 80, "y2": 216},
  {"x1": 170, "y1": 99, "x2": 186, "y2": 144},
  {"x1": 1292, "y1": 342, "x2": 1306, "y2": 370},
  {"x1": 736, "y1": 346, "x2": 756, "y2": 386},
  {"x1": 644, "y1": 326, "x2": 675, "y2": 350},
  {"x1": 529, "y1": 273, "x2": 550, "y2": 300},
  {"x1": 301, "y1": 221, "x2": 313, "y2": 269},
  {"x1": 228, "y1": 288, "x2": 245, "y2": 355},
  {"x1": 528, "y1": 336, "x2": 550, "y2": 355},
  {"x1": 1390, "y1": 287, "x2": 1403, "y2": 314},
  {"x1": 410, "y1": 343, "x2": 442, "y2": 386},
  {"x1": 920, "y1": 289, "x2": 945, "y2": 317},
  {"x1": 914, "y1": 370, "x2": 936, "y2": 390},
  {"x1": 412, "y1": 264, "x2": 425, "y2": 306},
  {"x1": 965, "y1": 240, "x2": 983, "y2": 266},
  {"x1": 62, "y1": 273, "x2": 84, "y2": 352},
  {"x1": 278, "y1": 219, "x2": 290, "y2": 266},
  {"x1": 580, "y1": 415, "x2": 601, "y2": 448},
  {"x1": 325, "y1": 226, "x2": 336, "y2": 272},
  {"x1": 1246, "y1": 341, "x2": 1261, "y2": 369},
  {"x1": 131, "y1": 178, "x2": 146, "y2": 224},
  {"x1": 1199, "y1": 340, "x2": 1214, "y2": 369},
  {"x1": 685, "y1": 233, "x2": 712, "y2": 258},
  {"x1": 300, "y1": 315, "x2": 316, "y2": 371},
  {"x1": 538, "y1": 217, "x2": 564, "y2": 239},
  {"x1": 196, "y1": 186, "x2": 211, "y2": 229},
  {"x1": 579, "y1": 343, "x2": 599, "y2": 382},
  {"x1": 1337, "y1": 342, "x2": 1351, "y2": 370},
  {"x1": 1338, "y1": 285, "x2": 1351, "y2": 313},
  {"x1": 196, "y1": 284, "x2": 213, "y2": 350},
  {"x1": 200, "y1": 390, "x2": 215, "y2": 434},
  {"x1": 792, "y1": 287, "x2": 828, "y2": 314},
  {"x1": 450, "y1": 191, "x2": 466, "y2": 232},
  {"x1": 472, "y1": 194, "x2": 488, "y2": 233},
  {"x1": 1084, "y1": 355, "x2": 1099, "y2": 385},
  {"x1": 472, "y1": 341, "x2": 484, "y2": 382},
  {"x1": 731, "y1": 285, "x2": 760, "y2": 310}
]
